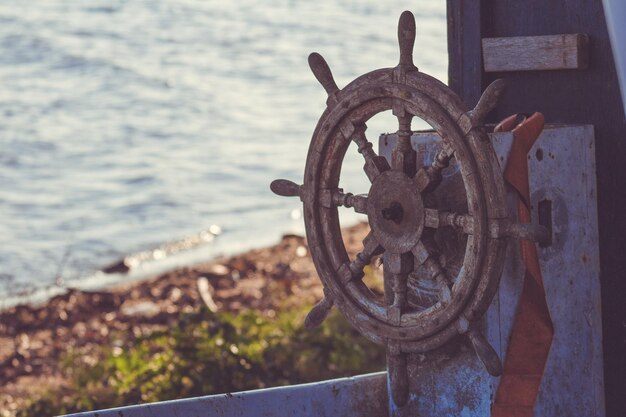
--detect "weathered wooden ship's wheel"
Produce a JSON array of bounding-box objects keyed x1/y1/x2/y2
[{"x1": 271, "y1": 11, "x2": 546, "y2": 406}]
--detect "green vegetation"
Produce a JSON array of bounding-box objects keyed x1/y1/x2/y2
[{"x1": 18, "y1": 306, "x2": 385, "y2": 416}]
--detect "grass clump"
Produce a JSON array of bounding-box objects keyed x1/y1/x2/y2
[{"x1": 18, "y1": 306, "x2": 385, "y2": 416}]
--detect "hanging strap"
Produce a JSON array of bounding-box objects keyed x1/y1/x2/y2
[{"x1": 491, "y1": 113, "x2": 554, "y2": 417}]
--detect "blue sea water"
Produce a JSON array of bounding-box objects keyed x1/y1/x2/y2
[{"x1": 0, "y1": 0, "x2": 446, "y2": 306}]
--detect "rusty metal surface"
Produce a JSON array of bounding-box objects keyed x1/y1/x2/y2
[
  {"x1": 381, "y1": 126, "x2": 604, "y2": 416},
  {"x1": 269, "y1": 11, "x2": 549, "y2": 406}
]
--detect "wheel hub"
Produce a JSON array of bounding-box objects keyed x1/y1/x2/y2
[{"x1": 367, "y1": 170, "x2": 424, "y2": 254}]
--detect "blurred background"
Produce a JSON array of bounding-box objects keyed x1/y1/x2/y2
[{"x1": 0, "y1": 0, "x2": 446, "y2": 307}]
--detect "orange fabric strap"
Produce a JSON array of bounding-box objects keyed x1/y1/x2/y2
[{"x1": 491, "y1": 113, "x2": 554, "y2": 417}]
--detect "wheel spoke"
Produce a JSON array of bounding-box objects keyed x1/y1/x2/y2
[
  {"x1": 411, "y1": 240, "x2": 454, "y2": 304},
  {"x1": 270, "y1": 179, "x2": 303, "y2": 198},
  {"x1": 440, "y1": 212, "x2": 473, "y2": 234},
  {"x1": 353, "y1": 232, "x2": 385, "y2": 276},
  {"x1": 340, "y1": 123, "x2": 390, "y2": 182},
  {"x1": 338, "y1": 232, "x2": 383, "y2": 283},
  {"x1": 396, "y1": 10, "x2": 417, "y2": 73},
  {"x1": 468, "y1": 328, "x2": 503, "y2": 376},
  {"x1": 440, "y1": 212, "x2": 474, "y2": 234},
  {"x1": 435, "y1": 273, "x2": 451, "y2": 304},
  {"x1": 387, "y1": 341, "x2": 409, "y2": 407},
  {"x1": 308, "y1": 52, "x2": 340, "y2": 108},
  {"x1": 458, "y1": 79, "x2": 505, "y2": 135},
  {"x1": 385, "y1": 252, "x2": 413, "y2": 324},
  {"x1": 352, "y1": 126, "x2": 390, "y2": 182},
  {"x1": 410, "y1": 240, "x2": 433, "y2": 265},
  {"x1": 422, "y1": 209, "x2": 474, "y2": 234},
  {"x1": 424, "y1": 208, "x2": 440, "y2": 228},
  {"x1": 319, "y1": 188, "x2": 368, "y2": 214},
  {"x1": 414, "y1": 147, "x2": 454, "y2": 192},
  {"x1": 391, "y1": 106, "x2": 416, "y2": 175},
  {"x1": 309, "y1": 52, "x2": 339, "y2": 95},
  {"x1": 304, "y1": 289, "x2": 334, "y2": 329}
]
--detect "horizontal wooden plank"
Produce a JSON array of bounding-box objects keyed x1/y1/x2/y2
[
  {"x1": 482, "y1": 34, "x2": 589, "y2": 72},
  {"x1": 61, "y1": 372, "x2": 389, "y2": 417}
]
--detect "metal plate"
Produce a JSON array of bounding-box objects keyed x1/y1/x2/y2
[{"x1": 380, "y1": 125, "x2": 605, "y2": 417}]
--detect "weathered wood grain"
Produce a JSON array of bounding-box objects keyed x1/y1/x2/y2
[
  {"x1": 482, "y1": 34, "x2": 589, "y2": 72},
  {"x1": 448, "y1": 2, "x2": 626, "y2": 414}
]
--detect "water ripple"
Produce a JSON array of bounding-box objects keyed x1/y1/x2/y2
[{"x1": 0, "y1": 0, "x2": 446, "y2": 303}]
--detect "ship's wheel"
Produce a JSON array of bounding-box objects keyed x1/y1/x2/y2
[{"x1": 271, "y1": 11, "x2": 545, "y2": 406}]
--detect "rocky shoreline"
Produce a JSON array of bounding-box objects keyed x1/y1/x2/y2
[{"x1": 0, "y1": 222, "x2": 371, "y2": 416}]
